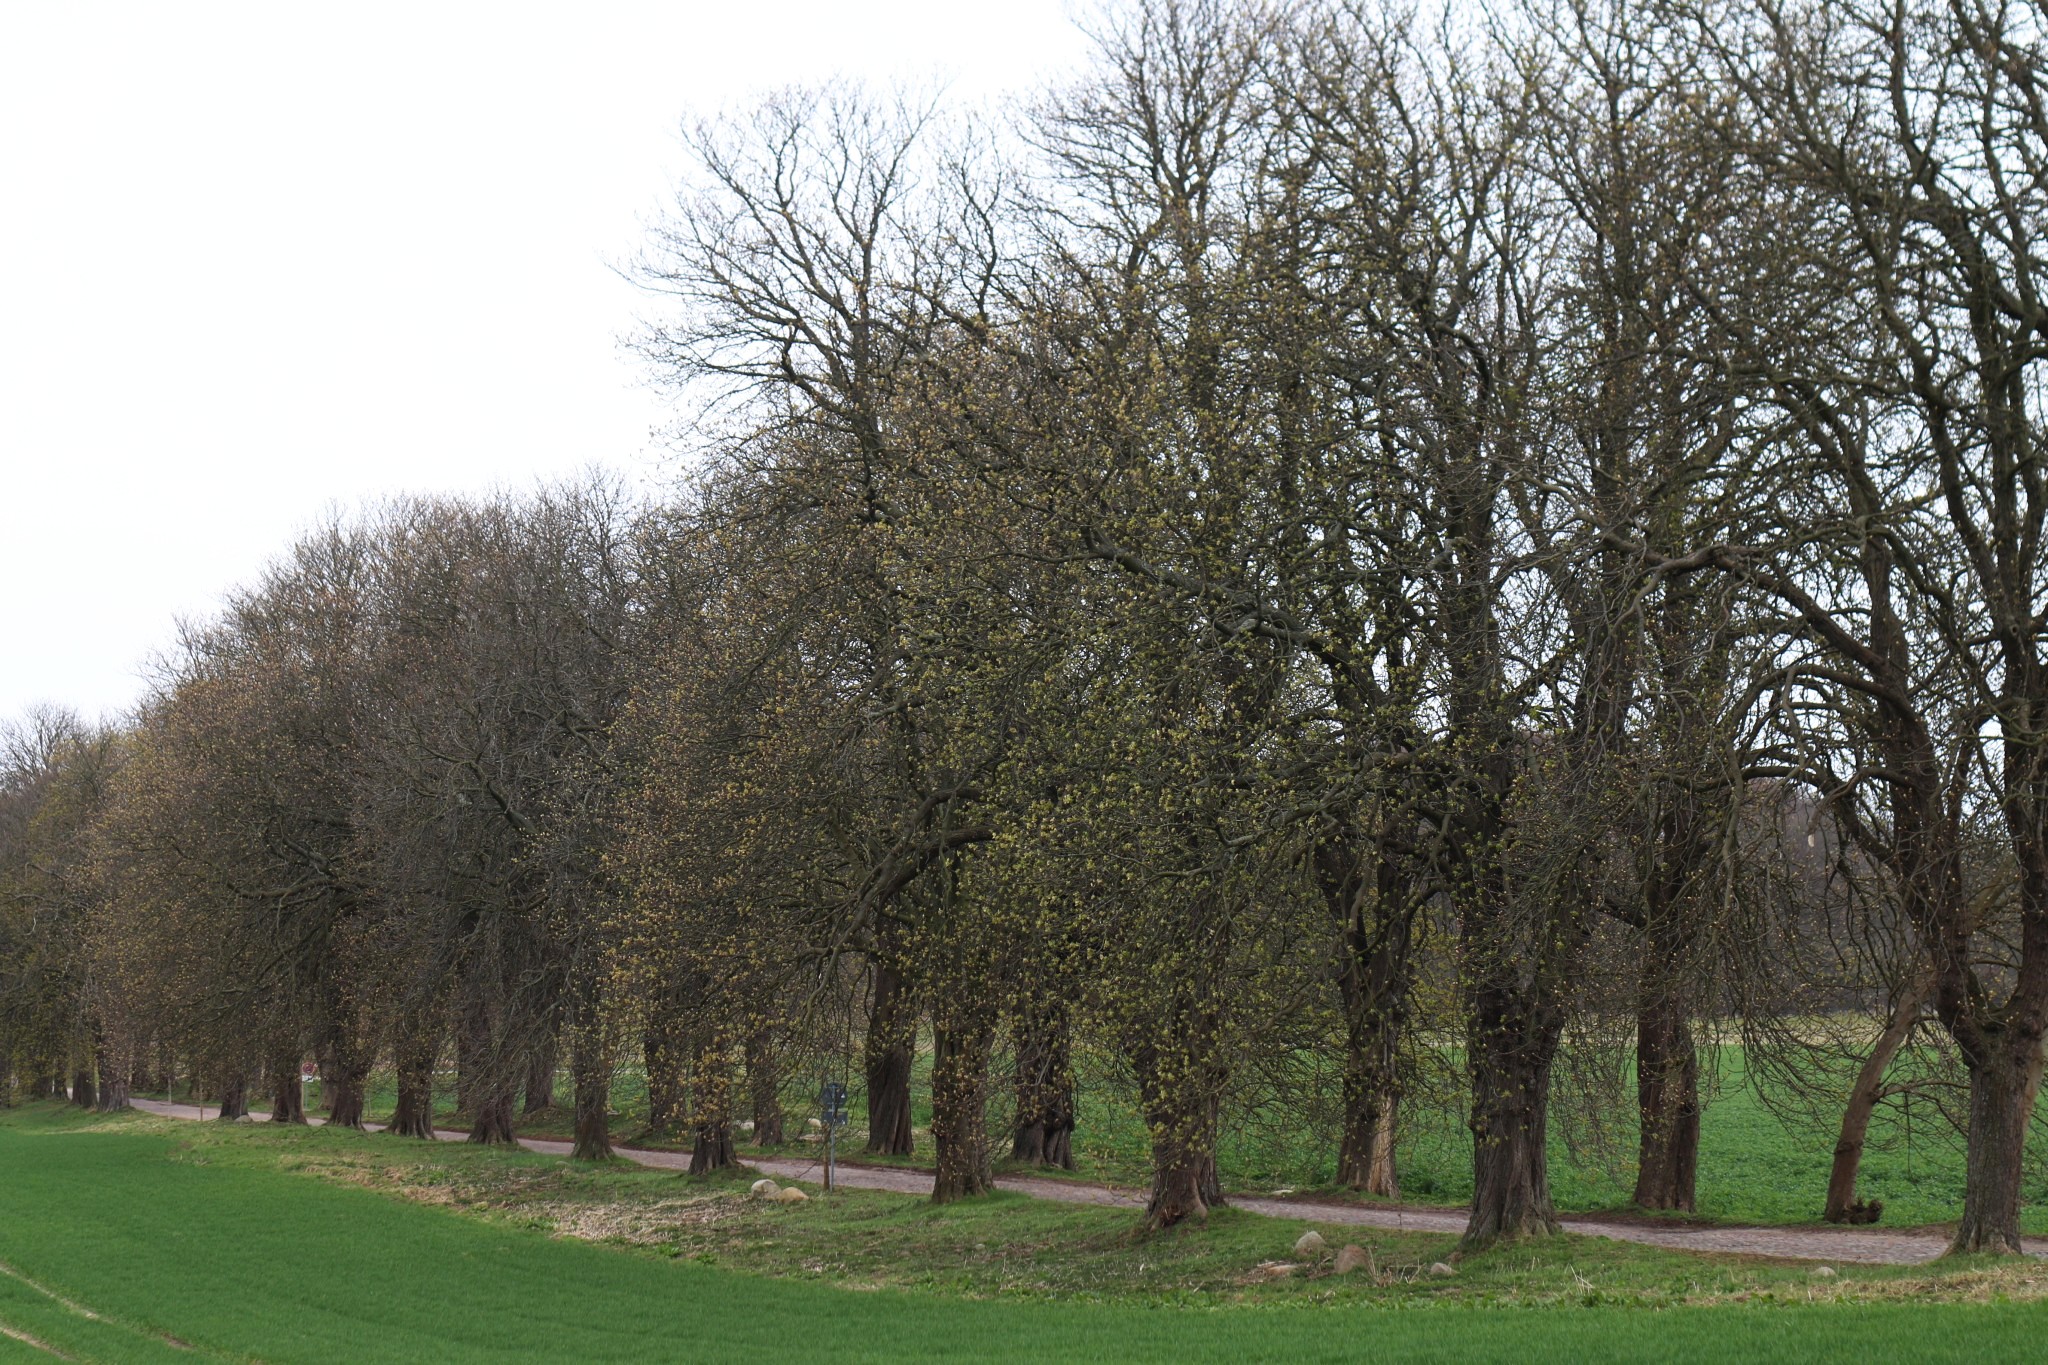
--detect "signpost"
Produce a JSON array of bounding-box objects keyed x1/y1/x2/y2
[{"x1": 820, "y1": 1080, "x2": 849, "y2": 1192}]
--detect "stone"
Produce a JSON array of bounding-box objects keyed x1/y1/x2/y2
[
  {"x1": 1428, "y1": 1261, "x2": 1457, "y2": 1277},
  {"x1": 1248, "y1": 1261, "x2": 1296, "y2": 1281},
  {"x1": 772, "y1": 1185, "x2": 809, "y2": 1204},
  {"x1": 1334, "y1": 1244, "x2": 1373, "y2": 1276},
  {"x1": 1293, "y1": 1230, "x2": 1328, "y2": 1259},
  {"x1": 750, "y1": 1179, "x2": 780, "y2": 1197},
  {"x1": 1812, "y1": 1266, "x2": 1837, "y2": 1278}
]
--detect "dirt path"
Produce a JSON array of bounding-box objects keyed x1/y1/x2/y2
[{"x1": 128, "y1": 1098, "x2": 2033, "y2": 1265}]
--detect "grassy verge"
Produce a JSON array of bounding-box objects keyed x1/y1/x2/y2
[
  {"x1": 247, "y1": 1040, "x2": 2043, "y2": 1235},
  {"x1": 4, "y1": 1101, "x2": 2048, "y2": 1363},
  {"x1": 86, "y1": 1103, "x2": 2043, "y2": 1308},
  {"x1": 146, "y1": 1040, "x2": 2045, "y2": 1234}
]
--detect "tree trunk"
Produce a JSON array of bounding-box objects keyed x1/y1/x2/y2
[
  {"x1": 71, "y1": 1067, "x2": 95, "y2": 1109},
  {"x1": 522, "y1": 1033, "x2": 559, "y2": 1116},
  {"x1": 324, "y1": 1043, "x2": 369, "y2": 1130},
  {"x1": 746, "y1": 1031, "x2": 784, "y2": 1148},
  {"x1": 571, "y1": 1028, "x2": 614, "y2": 1161},
  {"x1": 930, "y1": 1010, "x2": 995, "y2": 1202},
  {"x1": 1949, "y1": 1043, "x2": 2044, "y2": 1255},
  {"x1": 1825, "y1": 968, "x2": 1930, "y2": 1223},
  {"x1": 94, "y1": 1034, "x2": 129, "y2": 1114},
  {"x1": 461, "y1": 986, "x2": 518, "y2": 1143},
  {"x1": 389, "y1": 1023, "x2": 440, "y2": 1139},
  {"x1": 455, "y1": 996, "x2": 487, "y2": 1115},
  {"x1": 1462, "y1": 986, "x2": 1564, "y2": 1250},
  {"x1": 1132, "y1": 1015, "x2": 1226, "y2": 1230},
  {"x1": 1335, "y1": 997, "x2": 1401, "y2": 1197},
  {"x1": 1141, "y1": 1103, "x2": 1223, "y2": 1229},
  {"x1": 466, "y1": 1078, "x2": 518, "y2": 1145},
  {"x1": 1338, "y1": 1077, "x2": 1399, "y2": 1198},
  {"x1": 688, "y1": 1034, "x2": 738, "y2": 1174},
  {"x1": 28, "y1": 1070, "x2": 54, "y2": 1100},
  {"x1": 1011, "y1": 1001, "x2": 1076, "y2": 1170},
  {"x1": 314, "y1": 1041, "x2": 335, "y2": 1113},
  {"x1": 689, "y1": 1121, "x2": 736, "y2": 1173},
  {"x1": 1631, "y1": 735, "x2": 1717, "y2": 1214},
  {"x1": 1318, "y1": 827, "x2": 1417, "y2": 1200},
  {"x1": 215, "y1": 1070, "x2": 249, "y2": 1121},
  {"x1": 863, "y1": 962, "x2": 916, "y2": 1156},
  {"x1": 1366, "y1": 1104, "x2": 1397, "y2": 1196},
  {"x1": 1632, "y1": 979, "x2": 1699, "y2": 1211},
  {"x1": 269, "y1": 1058, "x2": 307, "y2": 1124},
  {"x1": 644, "y1": 1011, "x2": 686, "y2": 1134}
]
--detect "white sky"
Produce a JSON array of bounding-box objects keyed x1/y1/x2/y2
[{"x1": 0, "y1": 1, "x2": 1089, "y2": 724}]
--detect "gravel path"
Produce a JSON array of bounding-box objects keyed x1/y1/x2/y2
[{"x1": 129, "y1": 1098, "x2": 2035, "y2": 1265}]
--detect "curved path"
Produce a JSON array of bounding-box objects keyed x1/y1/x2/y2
[{"x1": 128, "y1": 1098, "x2": 2032, "y2": 1265}]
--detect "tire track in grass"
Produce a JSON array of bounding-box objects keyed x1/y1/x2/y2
[
  {"x1": 0, "y1": 1276, "x2": 80, "y2": 1362},
  {"x1": 0, "y1": 1259, "x2": 206, "y2": 1362},
  {"x1": 0, "y1": 1318, "x2": 70, "y2": 1360},
  {"x1": 0, "y1": 1262, "x2": 104, "y2": 1323}
]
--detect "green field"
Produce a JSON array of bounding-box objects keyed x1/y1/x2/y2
[
  {"x1": 1, "y1": 1103, "x2": 2045, "y2": 1362},
  {"x1": 311, "y1": 1042, "x2": 2041, "y2": 1234}
]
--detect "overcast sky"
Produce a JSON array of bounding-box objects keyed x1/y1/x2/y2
[{"x1": 0, "y1": 2, "x2": 1088, "y2": 723}]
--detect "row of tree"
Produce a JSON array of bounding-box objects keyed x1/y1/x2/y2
[{"x1": 6, "y1": 0, "x2": 2048, "y2": 1254}]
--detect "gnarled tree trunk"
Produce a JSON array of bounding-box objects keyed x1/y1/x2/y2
[
  {"x1": 930, "y1": 1008, "x2": 995, "y2": 1202},
  {"x1": 269, "y1": 1057, "x2": 307, "y2": 1124},
  {"x1": 323, "y1": 1036, "x2": 370, "y2": 1130},
  {"x1": 571, "y1": 1026, "x2": 614, "y2": 1162},
  {"x1": 93, "y1": 1033, "x2": 129, "y2": 1113},
  {"x1": 688, "y1": 1035, "x2": 738, "y2": 1174},
  {"x1": 690, "y1": 1120, "x2": 735, "y2": 1173},
  {"x1": 1140, "y1": 1097, "x2": 1223, "y2": 1230},
  {"x1": 1132, "y1": 1004, "x2": 1226, "y2": 1230},
  {"x1": 1333, "y1": 945, "x2": 1405, "y2": 1199},
  {"x1": 1338, "y1": 1073, "x2": 1399, "y2": 1198},
  {"x1": 215, "y1": 1070, "x2": 249, "y2": 1121},
  {"x1": 1319, "y1": 824, "x2": 1417, "y2": 1200},
  {"x1": 389, "y1": 1022, "x2": 440, "y2": 1139},
  {"x1": 1632, "y1": 740, "x2": 1716, "y2": 1214},
  {"x1": 1632, "y1": 967, "x2": 1699, "y2": 1212},
  {"x1": 1950, "y1": 1037, "x2": 2045, "y2": 1255},
  {"x1": 1011, "y1": 1001, "x2": 1076, "y2": 1170},
  {"x1": 1463, "y1": 981, "x2": 1564, "y2": 1250},
  {"x1": 863, "y1": 962, "x2": 916, "y2": 1156},
  {"x1": 466, "y1": 1074, "x2": 519, "y2": 1144}
]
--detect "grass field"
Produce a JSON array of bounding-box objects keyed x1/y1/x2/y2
[
  {"x1": 286, "y1": 1041, "x2": 2046, "y2": 1235},
  {"x1": 2, "y1": 1103, "x2": 2046, "y2": 1362}
]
